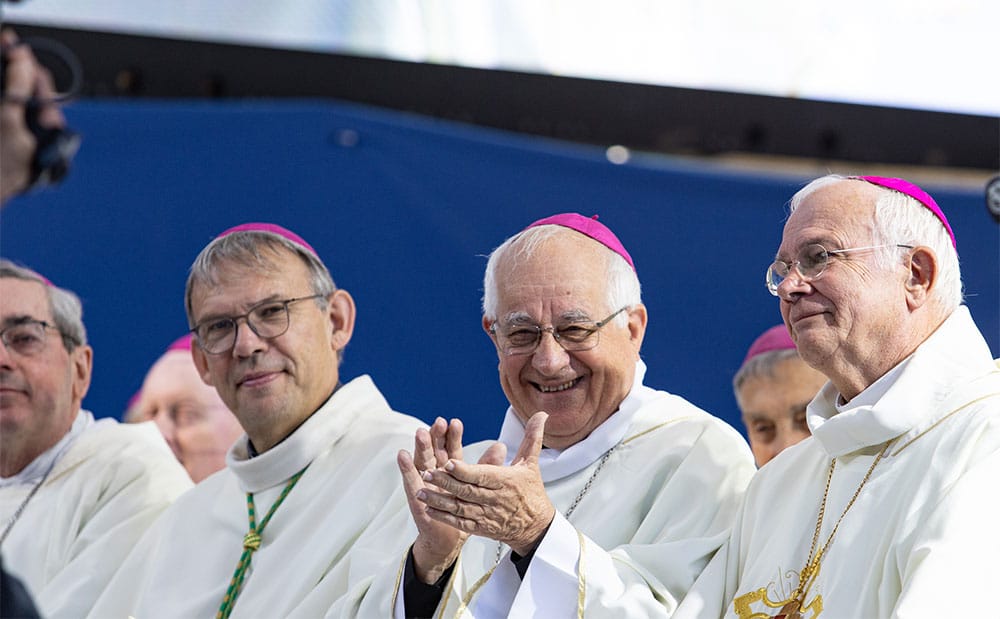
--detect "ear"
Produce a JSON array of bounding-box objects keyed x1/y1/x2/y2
[
  {"x1": 70, "y1": 345, "x2": 94, "y2": 405},
  {"x1": 482, "y1": 315, "x2": 504, "y2": 357},
  {"x1": 626, "y1": 303, "x2": 648, "y2": 352},
  {"x1": 327, "y1": 289, "x2": 356, "y2": 351},
  {"x1": 482, "y1": 315, "x2": 495, "y2": 337},
  {"x1": 191, "y1": 343, "x2": 214, "y2": 386},
  {"x1": 903, "y1": 246, "x2": 937, "y2": 311}
]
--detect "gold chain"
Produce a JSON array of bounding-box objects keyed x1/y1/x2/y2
[
  {"x1": 493, "y1": 441, "x2": 619, "y2": 565},
  {"x1": 787, "y1": 440, "x2": 893, "y2": 609}
]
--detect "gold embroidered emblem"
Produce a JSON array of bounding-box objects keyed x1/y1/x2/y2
[{"x1": 733, "y1": 584, "x2": 823, "y2": 618}]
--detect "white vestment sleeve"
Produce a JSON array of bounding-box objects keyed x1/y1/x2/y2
[{"x1": 672, "y1": 537, "x2": 732, "y2": 619}]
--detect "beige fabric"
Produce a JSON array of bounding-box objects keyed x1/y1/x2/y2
[
  {"x1": 0, "y1": 415, "x2": 191, "y2": 618},
  {"x1": 89, "y1": 375, "x2": 425, "y2": 619}
]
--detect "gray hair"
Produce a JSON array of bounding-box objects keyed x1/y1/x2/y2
[
  {"x1": 789, "y1": 174, "x2": 963, "y2": 312},
  {"x1": 184, "y1": 231, "x2": 336, "y2": 328},
  {"x1": 0, "y1": 259, "x2": 87, "y2": 351},
  {"x1": 482, "y1": 225, "x2": 641, "y2": 324},
  {"x1": 732, "y1": 348, "x2": 800, "y2": 396}
]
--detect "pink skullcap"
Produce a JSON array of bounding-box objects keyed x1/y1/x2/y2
[
  {"x1": 217, "y1": 222, "x2": 318, "y2": 256},
  {"x1": 166, "y1": 333, "x2": 193, "y2": 352},
  {"x1": 526, "y1": 213, "x2": 635, "y2": 271},
  {"x1": 854, "y1": 176, "x2": 956, "y2": 249},
  {"x1": 743, "y1": 324, "x2": 796, "y2": 365}
]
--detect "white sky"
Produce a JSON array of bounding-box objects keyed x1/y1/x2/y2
[{"x1": 6, "y1": 0, "x2": 998, "y2": 117}]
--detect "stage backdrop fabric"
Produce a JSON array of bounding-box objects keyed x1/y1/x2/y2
[{"x1": 2, "y1": 99, "x2": 996, "y2": 443}]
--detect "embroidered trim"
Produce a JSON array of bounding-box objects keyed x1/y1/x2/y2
[
  {"x1": 455, "y1": 416, "x2": 692, "y2": 616},
  {"x1": 621, "y1": 416, "x2": 695, "y2": 446},
  {"x1": 892, "y1": 391, "x2": 1000, "y2": 456},
  {"x1": 454, "y1": 559, "x2": 497, "y2": 618},
  {"x1": 390, "y1": 550, "x2": 407, "y2": 615}
]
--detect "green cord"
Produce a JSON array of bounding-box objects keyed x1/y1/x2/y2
[{"x1": 216, "y1": 466, "x2": 308, "y2": 619}]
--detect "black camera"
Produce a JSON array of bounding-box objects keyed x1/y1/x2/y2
[{"x1": 1, "y1": 35, "x2": 82, "y2": 193}]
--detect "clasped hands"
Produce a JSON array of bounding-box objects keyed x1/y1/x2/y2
[{"x1": 397, "y1": 412, "x2": 555, "y2": 583}]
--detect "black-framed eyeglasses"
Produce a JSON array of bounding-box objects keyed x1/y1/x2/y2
[
  {"x1": 191, "y1": 294, "x2": 326, "y2": 354},
  {"x1": 766, "y1": 243, "x2": 913, "y2": 296},
  {"x1": 0, "y1": 318, "x2": 62, "y2": 357},
  {"x1": 489, "y1": 306, "x2": 628, "y2": 356}
]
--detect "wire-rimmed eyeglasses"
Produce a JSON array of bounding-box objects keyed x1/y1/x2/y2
[
  {"x1": 0, "y1": 319, "x2": 63, "y2": 356},
  {"x1": 766, "y1": 243, "x2": 913, "y2": 296},
  {"x1": 489, "y1": 306, "x2": 628, "y2": 356},
  {"x1": 191, "y1": 294, "x2": 325, "y2": 354}
]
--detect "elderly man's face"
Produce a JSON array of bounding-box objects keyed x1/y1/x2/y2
[
  {"x1": 0, "y1": 278, "x2": 91, "y2": 475},
  {"x1": 189, "y1": 249, "x2": 349, "y2": 452},
  {"x1": 485, "y1": 232, "x2": 646, "y2": 450},
  {"x1": 137, "y1": 350, "x2": 244, "y2": 482},
  {"x1": 775, "y1": 181, "x2": 909, "y2": 390},
  {"x1": 736, "y1": 355, "x2": 827, "y2": 467}
]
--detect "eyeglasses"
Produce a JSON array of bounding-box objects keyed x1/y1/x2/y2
[
  {"x1": 0, "y1": 319, "x2": 62, "y2": 356},
  {"x1": 766, "y1": 243, "x2": 913, "y2": 296},
  {"x1": 490, "y1": 306, "x2": 628, "y2": 356},
  {"x1": 191, "y1": 294, "x2": 325, "y2": 354}
]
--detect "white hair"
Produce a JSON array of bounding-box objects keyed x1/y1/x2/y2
[
  {"x1": 789, "y1": 174, "x2": 962, "y2": 312},
  {"x1": 482, "y1": 225, "x2": 641, "y2": 324}
]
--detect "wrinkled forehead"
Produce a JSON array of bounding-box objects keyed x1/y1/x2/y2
[
  {"x1": 495, "y1": 234, "x2": 609, "y2": 319},
  {"x1": 779, "y1": 181, "x2": 878, "y2": 254}
]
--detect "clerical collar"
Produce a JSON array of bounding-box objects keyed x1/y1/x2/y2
[
  {"x1": 245, "y1": 383, "x2": 341, "y2": 459},
  {"x1": 498, "y1": 359, "x2": 647, "y2": 483},
  {"x1": 833, "y1": 361, "x2": 908, "y2": 414},
  {"x1": 0, "y1": 410, "x2": 94, "y2": 487}
]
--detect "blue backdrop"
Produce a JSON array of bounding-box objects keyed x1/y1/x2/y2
[{"x1": 2, "y1": 99, "x2": 997, "y2": 443}]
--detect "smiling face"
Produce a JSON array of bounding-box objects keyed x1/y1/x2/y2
[
  {"x1": 736, "y1": 355, "x2": 827, "y2": 467},
  {"x1": 138, "y1": 349, "x2": 244, "y2": 482},
  {"x1": 483, "y1": 231, "x2": 646, "y2": 450},
  {"x1": 189, "y1": 248, "x2": 354, "y2": 452},
  {"x1": 775, "y1": 180, "x2": 912, "y2": 399},
  {"x1": 0, "y1": 277, "x2": 92, "y2": 476}
]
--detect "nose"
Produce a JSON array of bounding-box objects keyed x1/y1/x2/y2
[
  {"x1": 531, "y1": 329, "x2": 571, "y2": 375},
  {"x1": 231, "y1": 319, "x2": 267, "y2": 358},
  {"x1": 776, "y1": 269, "x2": 812, "y2": 301}
]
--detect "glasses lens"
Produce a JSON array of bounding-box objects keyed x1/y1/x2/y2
[
  {"x1": 798, "y1": 244, "x2": 830, "y2": 279},
  {"x1": 198, "y1": 319, "x2": 235, "y2": 353},
  {"x1": 499, "y1": 326, "x2": 540, "y2": 355},
  {"x1": 4, "y1": 323, "x2": 47, "y2": 355},
  {"x1": 248, "y1": 302, "x2": 291, "y2": 339},
  {"x1": 556, "y1": 324, "x2": 599, "y2": 351},
  {"x1": 766, "y1": 262, "x2": 786, "y2": 296}
]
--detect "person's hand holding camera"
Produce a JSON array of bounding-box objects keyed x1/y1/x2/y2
[{"x1": 1, "y1": 28, "x2": 68, "y2": 205}]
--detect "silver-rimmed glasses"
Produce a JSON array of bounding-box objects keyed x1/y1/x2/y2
[
  {"x1": 490, "y1": 306, "x2": 628, "y2": 356},
  {"x1": 191, "y1": 294, "x2": 325, "y2": 354},
  {"x1": 0, "y1": 319, "x2": 62, "y2": 356},
  {"x1": 766, "y1": 243, "x2": 913, "y2": 296}
]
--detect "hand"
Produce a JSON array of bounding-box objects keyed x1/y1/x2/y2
[
  {"x1": 398, "y1": 417, "x2": 506, "y2": 583},
  {"x1": 1, "y1": 29, "x2": 66, "y2": 205},
  {"x1": 418, "y1": 412, "x2": 555, "y2": 556}
]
